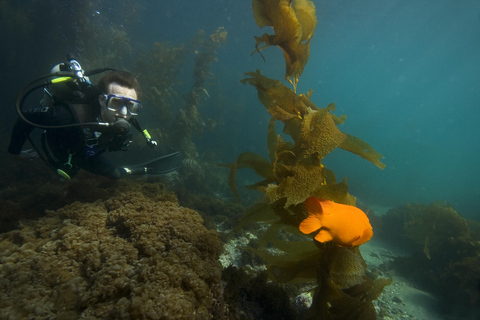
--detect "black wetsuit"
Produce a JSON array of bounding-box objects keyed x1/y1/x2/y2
[{"x1": 8, "y1": 85, "x2": 137, "y2": 179}]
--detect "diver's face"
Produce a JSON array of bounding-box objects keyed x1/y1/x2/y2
[{"x1": 99, "y1": 82, "x2": 138, "y2": 122}]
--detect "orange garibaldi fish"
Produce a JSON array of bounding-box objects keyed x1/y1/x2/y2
[{"x1": 299, "y1": 197, "x2": 373, "y2": 247}]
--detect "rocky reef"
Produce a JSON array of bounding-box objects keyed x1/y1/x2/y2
[
  {"x1": 376, "y1": 201, "x2": 480, "y2": 317},
  {"x1": 0, "y1": 191, "x2": 224, "y2": 319}
]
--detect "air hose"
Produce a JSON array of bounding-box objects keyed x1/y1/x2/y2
[{"x1": 15, "y1": 67, "x2": 116, "y2": 129}]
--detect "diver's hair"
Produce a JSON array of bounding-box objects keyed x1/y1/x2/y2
[{"x1": 97, "y1": 70, "x2": 141, "y2": 98}]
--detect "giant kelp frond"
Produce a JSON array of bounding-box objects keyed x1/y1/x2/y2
[
  {"x1": 266, "y1": 155, "x2": 326, "y2": 207},
  {"x1": 249, "y1": 244, "x2": 320, "y2": 283},
  {"x1": 340, "y1": 134, "x2": 386, "y2": 170},
  {"x1": 313, "y1": 177, "x2": 357, "y2": 206},
  {"x1": 267, "y1": 117, "x2": 278, "y2": 162},
  {"x1": 218, "y1": 152, "x2": 274, "y2": 202},
  {"x1": 240, "y1": 69, "x2": 310, "y2": 119},
  {"x1": 240, "y1": 69, "x2": 385, "y2": 171},
  {"x1": 233, "y1": 197, "x2": 277, "y2": 231},
  {"x1": 291, "y1": 107, "x2": 347, "y2": 159},
  {"x1": 251, "y1": 0, "x2": 317, "y2": 90},
  {"x1": 171, "y1": 27, "x2": 227, "y2": 158},
  {"x1": 224, "y1": 70, "x2": 384, "y2": 207},
  {"x1": 221, "y1": 71, "x2": 388, "y2": 241}
]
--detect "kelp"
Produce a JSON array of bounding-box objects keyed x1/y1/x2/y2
[
  {"x1": 136, "y1": 41, "x2": 188, "y2": 153},
  {"x1": 240, "y1": 70, "x2": 385, "y2": 168},
  {"x1": 134, "y1": 27, "x2": 227, "y2": 157},
  {"x1": 252, "y1": 0, "x2": 317, "y2": 91},
  {"x1": 173, "y1": 27, "x2": 228, "y2": 158},
  {"x1": 340, "y1": 135, "x2": 387, "y2": 170},
  {"x1": 314, "y1": 246, "x2": 391, "y2": 319},
  {"x1": 240, "y1": 69, "x2": 310, "y2": 119},
  {"x1": 222, "y1": 1, "x2": 389, "y2": 318},
  {"x1": 230, "y1": 69, "x2": 385, "y2": 208},
  {"x1": 251, "y1": 239, "x2": 392, "y2": 319}
]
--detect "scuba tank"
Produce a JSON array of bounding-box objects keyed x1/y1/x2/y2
[
  {"x1": 43, "y1": 54, "x2": 92, "y2": 106},
  {"x1": 16, "y1": 54, "x2": 116, "y2": 129}
]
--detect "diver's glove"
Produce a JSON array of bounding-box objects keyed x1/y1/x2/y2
[{"x1": 142, "y1": 129, "x2": 157, "y2": 148}]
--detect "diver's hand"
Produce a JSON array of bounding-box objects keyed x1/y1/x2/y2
[
  {"x1": 12, "y1": 149, "x2": 38, "y2": 161},
  {"x1": 146, "y1": 139, "x2": 157, "y2": 148}
]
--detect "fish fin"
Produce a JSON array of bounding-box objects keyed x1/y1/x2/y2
[
  {"x1": 314, "y1": 229, "x2": 333, "y2": 243},
  {"x1": 299, "y1": 214, "x2": 322, "y2": 234},
  {"x1": 305, "y1": 196, "x2": 325, "y2": 215},
  {"x1": 351, "y1": 227, "x2": 374, "y2": 246}
]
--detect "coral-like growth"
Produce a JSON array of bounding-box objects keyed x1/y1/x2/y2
[
  {"x1": 0, "y1": 166, "x2": 181, "y2": 234},
  {"x1": 252, "y1": 0, "x2": 317, "y2": 90},
  {"x1": 0, "y1": 192, "x2": 224, "y2": 319}
]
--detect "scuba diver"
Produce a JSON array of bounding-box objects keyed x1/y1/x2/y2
[{"x1": 8, "y1": 55, "x2": 181, "y2": 179}]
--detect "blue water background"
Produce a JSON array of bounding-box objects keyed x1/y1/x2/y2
[
  {"x1": 2, "y1": 0, "x2": 480, "y2": 219},
  {"x1": 145, "y1": 0, "x2": 480, "y2": 218},
  {"x1": 306, "y1": 0, "x2": 480, "y2": 219}
]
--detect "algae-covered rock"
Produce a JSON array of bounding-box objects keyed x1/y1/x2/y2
[
  {"x1": 378, "y1": 202, "x2": 480, "y2": 315},
  {"x1": 0, "y1": 192, "x2": 223, "y2": 319}
]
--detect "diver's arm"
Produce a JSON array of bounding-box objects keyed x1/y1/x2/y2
[
  {"x1": 8, "y1": 118, "x2": 35, "y2": 155},
  {"x1": 129, "y1": 117, "x2": 157, "y2": 147}
]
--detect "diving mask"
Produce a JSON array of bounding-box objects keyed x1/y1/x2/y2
[{"x1": 104, "y1": 94, "x2": 142, "y2": 115}]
